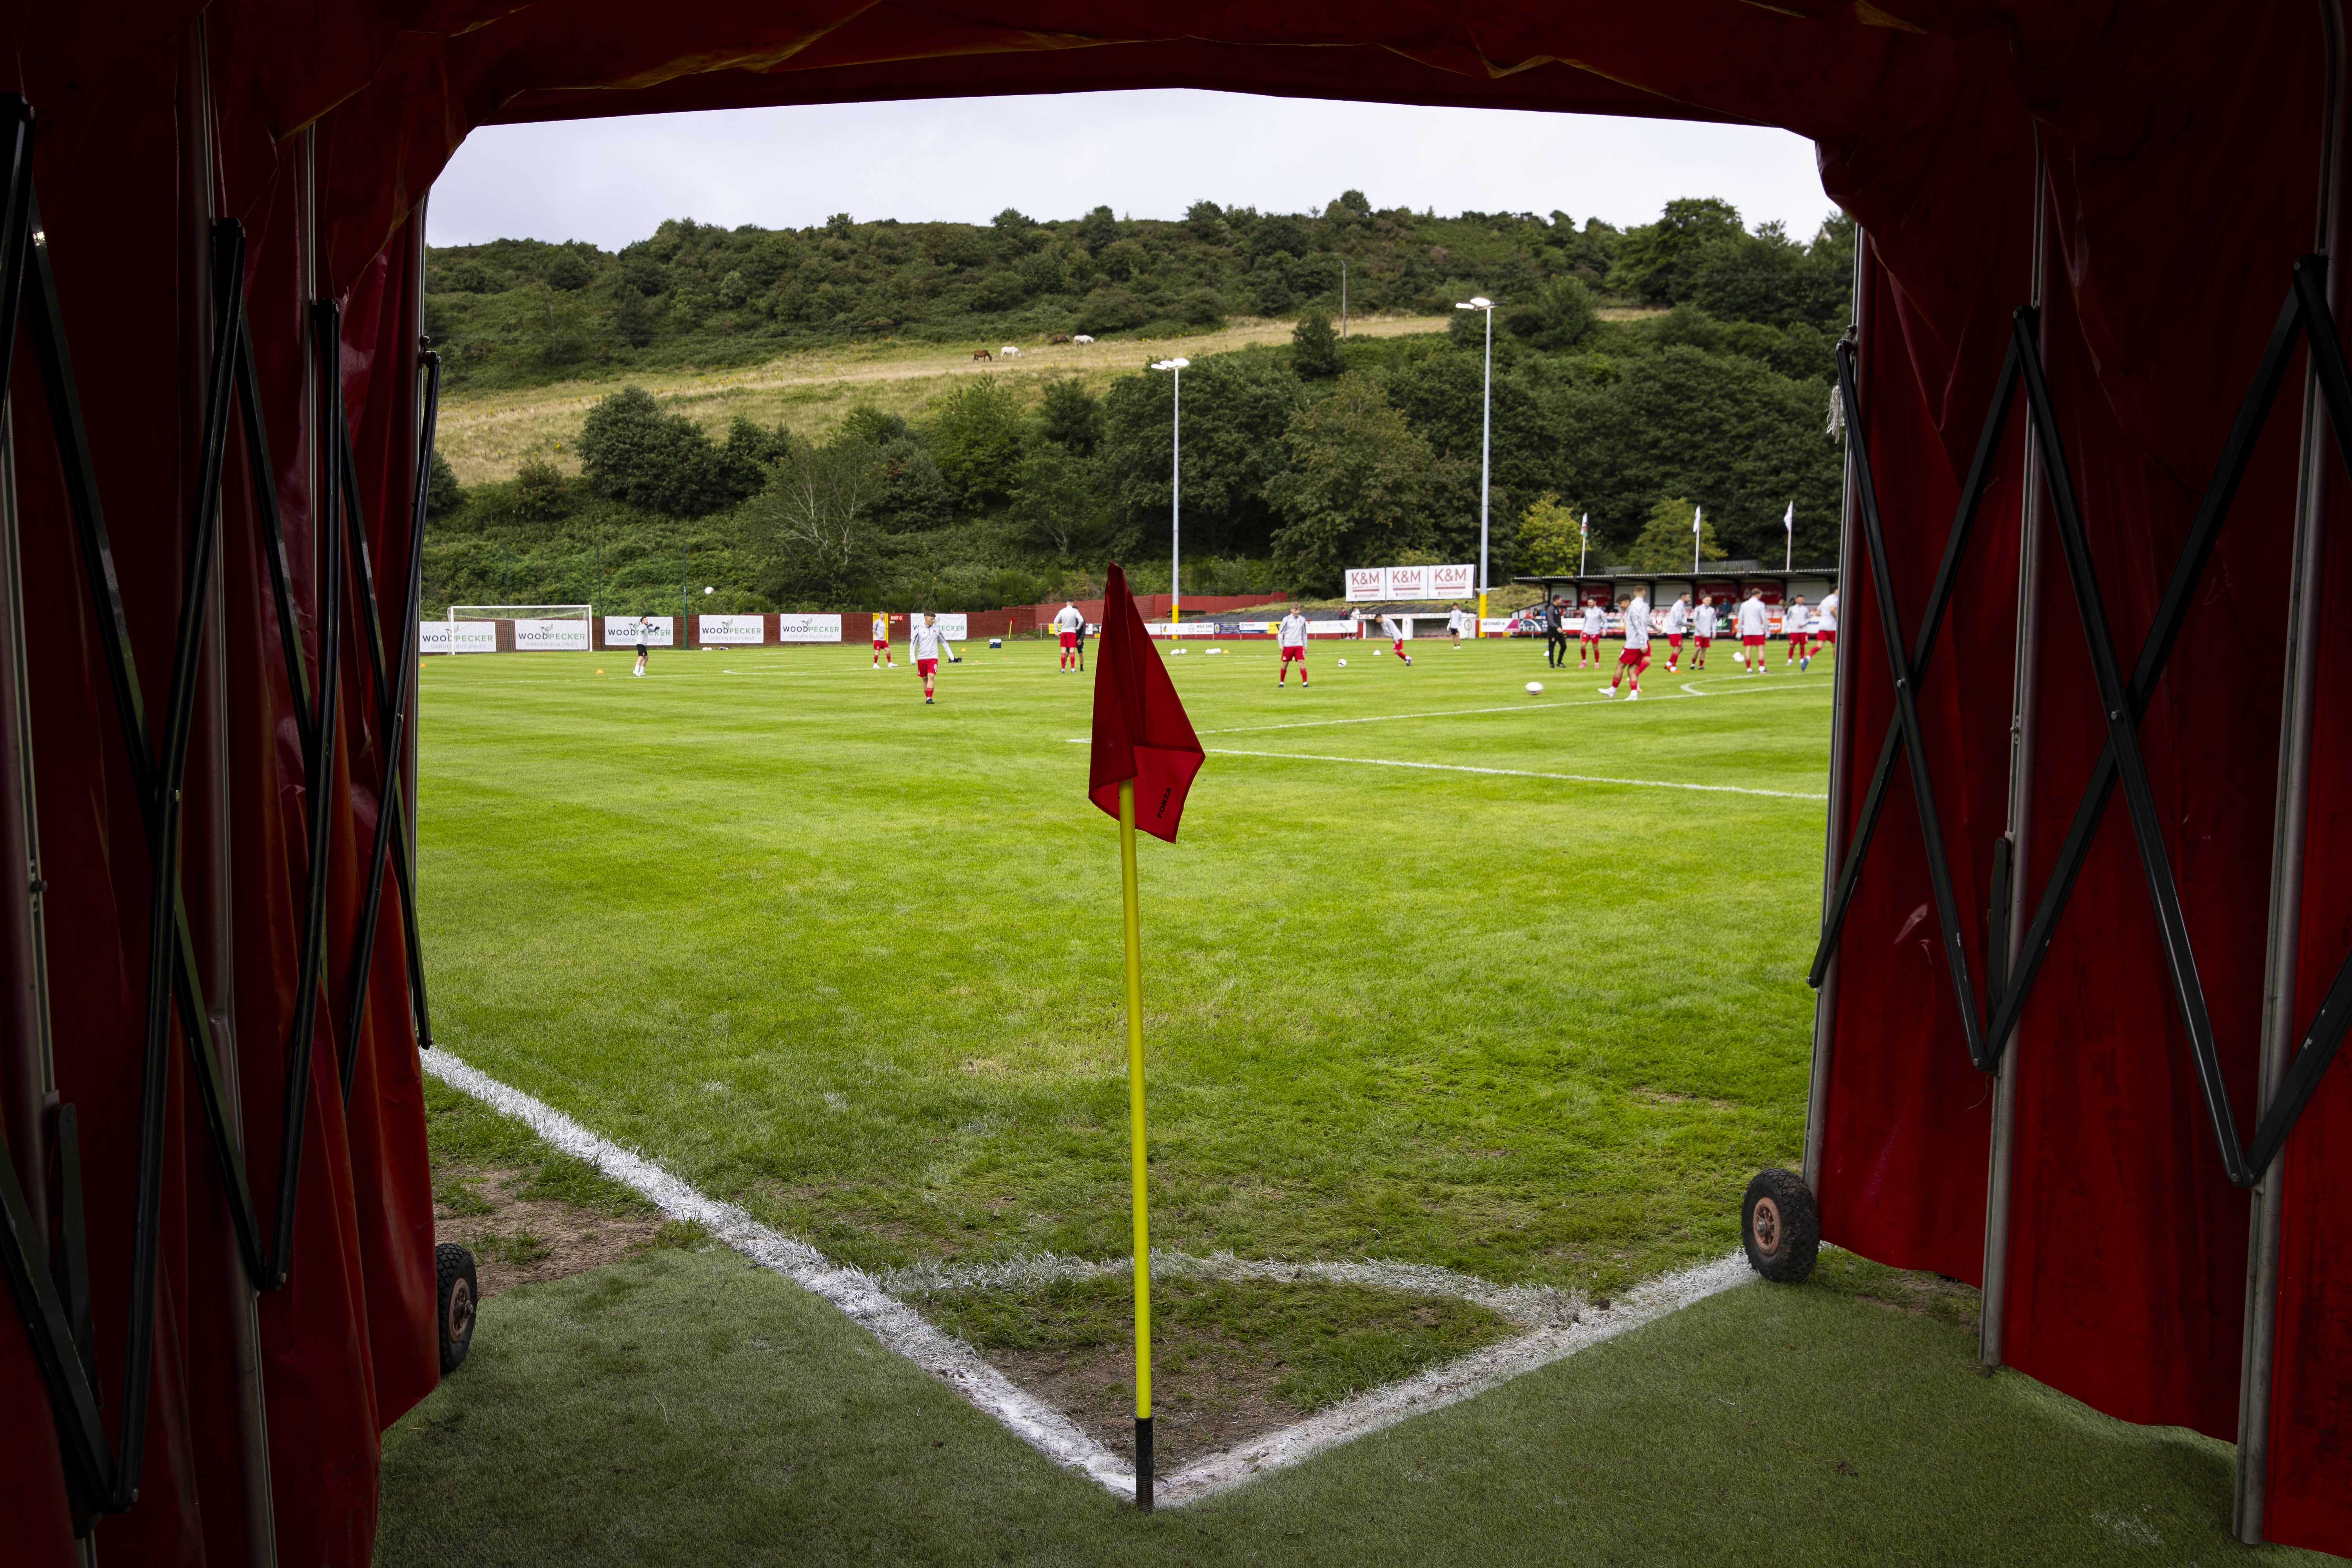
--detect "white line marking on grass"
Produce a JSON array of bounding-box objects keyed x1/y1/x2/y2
[
  {"x1": 1203, "y1": 748, "x2": 1829, "y2": 801},
  {"x1": 1189, "y1": 680, "x2": 1816, "y2": 738},
  {"x1": 1156, "y1": 1253, "x2": 1751, "y2": 1504},
  {"x1": 423, "y1": 1050, "x2": 1755, "y2": 1506},
  {"x1": 420, "y1": 1050, "x2": 1130, "y2": 1495}
]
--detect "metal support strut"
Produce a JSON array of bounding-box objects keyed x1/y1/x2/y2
[
  {"x1": 1814, "y1": 257, "x2": 2352, "y2": 1191},
  {"x1": 0, "y1": 94, "x2": 440, "y2": 1525}
]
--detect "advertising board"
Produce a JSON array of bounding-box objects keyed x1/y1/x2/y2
[
  {"x1": 1430, "y1": 563, "x2": 1476, "y2": 598},
  {"x1": 418, "y1": 621, "x2": 497, "y2": 654},
  {"x1": 604, "y1": 615, "x2": 673, "y2": 647},
  {"x1": 1345, "y1": 564, "x2": 1476, "y2": 601},
  {"x1": 697, "y1": 614, "x2": 767, "y2": 644},
  {"x1": 1343, "y1": 567, "x2": 1387, "y2": 603},
  {"x1": 514, "y1": 617, "x2": 589, "y2": 651},
  {"x1": 775, "y1": 613, "x2": 842, "y2": 643}
]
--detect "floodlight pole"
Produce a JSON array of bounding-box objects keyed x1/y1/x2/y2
[
  {"x1": 1340, "y1": 257, "x2": 1348, "y2": 339},
  {"x1": 1153, "y1": 358, "x2": 1189, "y2": 622},
  {"x1": 1456, "y1": 297, "x2": 1496, "y2": 635}
]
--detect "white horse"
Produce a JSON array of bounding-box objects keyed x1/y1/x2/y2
[
  {"x1": 999, "y1": 345, "x2": 1022, "y2": 357},
  {"x1": 1072, "y1": 334, "x2": 1095, "y2": 345}
]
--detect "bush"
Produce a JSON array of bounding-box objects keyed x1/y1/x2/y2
[
  {"x1": 1075, "y1": 287, "x2": 1147, "y2": 336},
  {"x1": 578, "y1": 386, "x2": 740, "y2": 517},
  {"x1": 510, "y1": 459, "x2": 572, "y2": 522},
  {"x1": 425, "y1": 451, "x2": 466, "y2": 517}
]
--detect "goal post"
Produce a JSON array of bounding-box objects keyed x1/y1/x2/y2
[{"x1": 443, "y1": 603, "x2": 593, "y2": 652}]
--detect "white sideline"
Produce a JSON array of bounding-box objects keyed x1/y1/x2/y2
[
  {"x1": 1191, "y1": 678, "x2": 1820, "y2": 737},
  {"x1": 421, "y1": 1051, "x2": 1130, "y2": 1494},
  {"x1": 1203, "y1": 748, "x2": 1829, "y2": 802},
  {"x1": 423, "y1": 1049, "x2": 1753, "y2": 1505}
]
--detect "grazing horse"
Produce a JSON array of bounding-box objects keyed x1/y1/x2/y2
[
  {"x1": 1072, "y1": 334, "x2": 1095, "y2": 345},
  {"x1": 1049, "y1": 334, "x2": 1071, "y2": 345},
  {"x1": 971, "y1": 348, "x2": 992, "y2": 360},
  {"x1": 999, "y1": 345, "x2": 1022, "y2": 357}
]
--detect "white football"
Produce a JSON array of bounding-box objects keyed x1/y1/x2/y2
[
  {"x1": 1336, "y1": 658, "x2": 1348, "y2": 667},
  {"x1": 1373, "y1": 648, "x2": 1383, "y2": 656},
  {"x1": 1526, "y1": 681, "x2": 1544, "y2": 695}
]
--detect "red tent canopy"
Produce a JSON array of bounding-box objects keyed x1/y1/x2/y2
[{"x1": 2, "y1": 3, "x2": 2346, "y2": 1560}]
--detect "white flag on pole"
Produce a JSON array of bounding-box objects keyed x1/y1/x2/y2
[
  {"x1": 1692, "y1": 506, "x2": 1703, "y2": 535},
  {"x1": 1579, "y1": 513, "x2": 1588, "y2": 537},
  {"x1": 1784, "y1": 500, "x2": 1795, "y2": 535}
]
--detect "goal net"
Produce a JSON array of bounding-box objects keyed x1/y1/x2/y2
[{"x1": 446, "y1": 603, "x2": 593, "y2": 652}]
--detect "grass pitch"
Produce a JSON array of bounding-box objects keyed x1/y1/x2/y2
[{"x1": 416, "y1": 634, "x2": 1835, "y2": 1299}]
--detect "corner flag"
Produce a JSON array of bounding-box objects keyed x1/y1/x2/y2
[
  {"x1": 1087, "y1": 560, "x2": 1203, "y2": 1512},
  {"x1": 1089, "y1": 562, "x2": 1204, "y2": 842}
]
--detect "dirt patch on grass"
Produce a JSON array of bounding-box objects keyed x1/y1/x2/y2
[
  {"x1": 434, "y1": 1165, "x2": 669, "y2": 1298},
  {"x1": 915, "y1": 1275, "x2": 1516, "y2": 1473},
  {"x1": 1811, "y1": 1249, "x2": 1983, "y2": 1334}
]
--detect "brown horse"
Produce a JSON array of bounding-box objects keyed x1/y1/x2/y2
[
  {"x1": 971, "y1": 348, "x2": 992, "y2": 360},
  {"x1": 1049, "y1": 334, "x2": 1071, "y2": 345}
]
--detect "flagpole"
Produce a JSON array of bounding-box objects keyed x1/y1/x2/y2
[{"x1": 1117, "y1": 779, "x2": 1154, "y2": 1512}]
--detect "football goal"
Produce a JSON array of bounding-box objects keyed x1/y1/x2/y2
[{"x1": 447, "y1": 603, "x2": 594, "y2": 652}]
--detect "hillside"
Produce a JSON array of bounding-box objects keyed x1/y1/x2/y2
[{"x1": 423, "y1": 195, "x2": 1852, "y2": 619}]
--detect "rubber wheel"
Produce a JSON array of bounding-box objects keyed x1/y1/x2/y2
[
  {"x1": 1741, "y1": 1168, "x2": 1820, "y2": 1283},
  {"x1": 436, "y1": 1242, "x2": 478, "y2": 1374}
]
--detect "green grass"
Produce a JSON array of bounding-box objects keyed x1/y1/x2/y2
[
  {"x1": 376, "y1": 1245, "x2": 2330, "y2": 1566},
  {"x1": 417, "y1": 636, "x2": 1835, "y2": 1296},
  {"x1": 424, "y1": 1074, "x2": 657, "y2": 1217}
]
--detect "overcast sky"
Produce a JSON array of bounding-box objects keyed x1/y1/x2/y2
[{"x1": 427, "y1": 89, "x2": 1831, "y2": 252}]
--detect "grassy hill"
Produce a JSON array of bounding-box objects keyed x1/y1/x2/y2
[{"x1": 423, "y1": 196, "x2": 1852, "y2": 617}]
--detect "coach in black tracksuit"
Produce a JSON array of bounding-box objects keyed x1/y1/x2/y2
[{"x1": 1544, "y1": 599, "x2": 1570, "y2": 668}]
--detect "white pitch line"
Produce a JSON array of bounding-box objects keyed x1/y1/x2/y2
[
  {"x1": 1188, "y1": 678, "x2": 1818, "y2": 737},
  {"x1": 420, "y1": 1051, "x2": 1129, "y2": 1495},
  {"x1": 423, "y1": 1050, "x2": 1756, "y2": 1506},
  {"x1": 1205, "y1": 748, "x2": 1828, "y2": 801}
]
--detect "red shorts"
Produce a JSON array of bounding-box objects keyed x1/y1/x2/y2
[
  {"x1": 1281, "y1": 645, "x2": 1305, "y2": 662},
  {"x1": 1742, "y1": 634, "x2": 1766, "y2": 648},
  {"x1": 1581, "y1": 633, "x2": 1599, "y2": 645},
  {"x1": 1059, "y1": 631, "x2": 1078, "y2": 649},
  {"x1": 1619, "y1": 646, "x2": 1649, "y2": 667},
  {"x1": 1817, "y1": 630, "x2": 1835, "y2": 644},
  {"x1": 1667, "y1": 633, "x2": 1684, "y2": 650},
  {"x1": 917, "y1": 657, "x2": 938, "y2": 677},
  {"x1": 1393, "y1": 639, "x2": 1406, "y2": 654},
  {"x1": 1696, "y1": 635, "x2": 1713, "y2": 648},
  {"x1": 873, "y1": 638, "x2": 889, "y2": 652}
]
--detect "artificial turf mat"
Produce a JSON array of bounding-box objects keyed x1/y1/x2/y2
[{"x1": 375, "y1": 1246, "x2": 2329, "y2": 1566}]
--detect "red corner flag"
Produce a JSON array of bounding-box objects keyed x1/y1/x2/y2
[{"x1": 1089, "y1": 563, "x2": 1204, "y2": 842}]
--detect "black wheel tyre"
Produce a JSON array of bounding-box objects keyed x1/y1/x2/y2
[
  {"x1": 1741, "y1": 1168, "x2": 1820, "y2": 1284},
  {"x1": 436, "y1": 1242, "x2": 478, "y2": 1374}
]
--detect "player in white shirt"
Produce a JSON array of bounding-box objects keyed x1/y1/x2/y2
[
  {"x1": 1816, "y1": 589, "x2": 1839, "y2": 658},
  {"x1": 910, "y1": 613, "x2": 955, "y2": 704},
  {"x1": 1378, "y1": 613, "x2": 1413, "y2": 666},
  {"x1": 1662, "y1": 593, "x2": 1693, "y2": 674},
  {"x1": 1692, "y1": 595, "x2": 1719, "y2": 670},
  {"x1": 1446, "y1": 605, "x2": 1472, "y2": 647},
  {"x1": 1052, "y1": 601, "x2": 1085, "y2": 672},
  {"x1": 1784, "y1": 596, "x2": 1811, "y2": 670},
  {"x1": 1579, "y1": 600, "x2": 1606, "y2": 668},
  {"x1": 1601, "y1": 593, "x2": 1652, "y2": 699},
  {"x1": 1736, "y1": 589, "x2": 1771, "y2": 672},
  {"x1": 871, "y1": 610, "x2": 894, "y2": 670},
  {"x1": 1276, "y1": 608, "x2": 1312, "y2": 688}
]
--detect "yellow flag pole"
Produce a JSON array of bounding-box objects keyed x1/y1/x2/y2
[{"x1": 1118, "y1": 779, "x2": 1154, "y2": 1512}]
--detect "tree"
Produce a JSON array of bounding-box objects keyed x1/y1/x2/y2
[
  {"x1": 924, "y1": 376, "x2": 1027, "y2": 507},
  {"x1": 613, "y1": 287, "x2": 656, "y2": 348},
  {"x1": 1098, "y1": 347, "x2": 1303, "y2": 558},
  {"x1": 1502, "y1": 277, "x2": 1596, "y2": 350},
  {"x1": 1037, "y1": 378, "x2": 1104, "y2": 454},
  {"x1": 1608, "y1": 197, "x2": 1746, "y2": 305},
  {"x1": 578, "y1": 385, "x2": 739, "y2": 517},
  {"x1": 1515, "y1": 493, "x2": 1585, "y2": 573},
  {"x1": 1265, "y1": 373, "x2": 1433, "y2": 592},
  {"x1": 1005, "y1": 444, "x2": 1107, "y2": 559},
  {"x1": 1079, "y1": 205, "x2": 1121, "y2": 255},
  {"x1": 747, "y1": 439, "x2": 889, "y2": 598},
  {"x1": 1617, "y1": 495, "x2": 1728, "y2": 571},
  {"x1": 545, "y1": 249, "x2": 593, "y2": 291},
  {"x1": 1290, "y1": 310, "x2": 1342, "y2": 379}
]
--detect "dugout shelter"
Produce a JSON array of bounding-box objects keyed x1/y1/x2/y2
[{"x1": 3, "y1": 3, "x2": 2350, "y2": 1561}]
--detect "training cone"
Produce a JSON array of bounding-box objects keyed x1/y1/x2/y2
[{"x1": 1526, "y1": 681, "x2": 1544, "y2": 694}]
